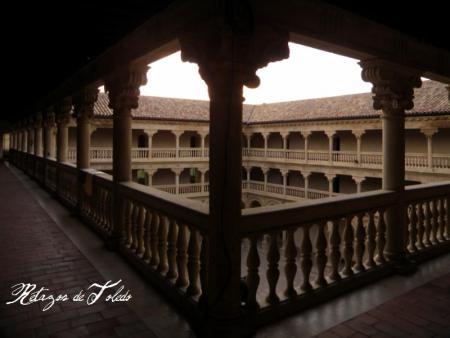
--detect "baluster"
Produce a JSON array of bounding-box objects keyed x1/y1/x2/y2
[
  {"x1": 131, "y1": 203, "x2": 139, "y2": 252},
  {"x1": 437, "y1": 199, "x2": 445, "y2": 242},
  {"x1": 186, "y1": 228, "x2": 201, "y2": 296},
  {"x1": 315, "y1": 222, "x2": 328, "y2": 287},
  {"x1": 157, "y1": 215, "x2": 169, "y2": 273},
  {"x1": 284, "y1": 228, "x2": 298, "y2": 297},
  {"x1": 408, "y1": 204, "x2": 418, "y2": 253},
  {"x1": 143, "y1": 209, "x2": 152, "y2": 263},
  {"x1": 266, "y1": 232, "x2": 280, "y2": 304},
  {"x1": 430, "y1": 199, "x2": 438, "y2": 245},
  {"x1": 366, "y1": 211, "x2": 376, "y2": 268},
  {"x1": 329, "y1": 219, "x2": 341, "y2": 281},
  {"x1": 300, "y1": 226, "x2": 313, "y2": 292},
  {"x1": 354, "y1": 213, "x2": 365, "y2": 272},
  {"x1": 123, "y1": 200, "x2": 133, "y2": 247},
  {"x1": 166, "y1": 219, "x2": 179, "y2": 279},
  {"x1": 246, "y1": 236, "x2": 260, "y2": 309},
  {"x1": 416, "y1": 202, "x2": 424, "y2": 250},
  {"x1": 423, "y1": 201, "x2": 431, "y2": 246},
  {"x1": 150, "y1": 212, "x2": 160, "y2": 267},
  {"x1": 175, "y1": 224, "x2": 189, "y2": 288},
  {"x1": 342, "y1": 216, "x2": 354, "y2": 277},
  {"x1": 375, "y1": 209, "x2": 386, "y2": 264},
  {"x1": 137, "y1": 206, "x2": 146, "y2": 257}
]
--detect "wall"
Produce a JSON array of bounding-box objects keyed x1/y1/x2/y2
[
  {"x1": 405, "y1": 129, "x2": 426, "y2": 153},
  {"x1": 153, "y1": 130, "x2": 175, "y2": 148},
  {"x1": 91, "y1": 128, "x2": 113, "y2": 147},
  {"x1": 152, "y1": 169, "x2": 175, "y2": 185},
  {"x1": 361, "y1": 130, "x2": 382, "y2": 152}
]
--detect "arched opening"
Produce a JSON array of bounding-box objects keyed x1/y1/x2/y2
[
  {"x1": 267, "y1": 168, "x2": 282, "y2": 184},
  {"x1": 250, "y1": 133, "x2": 264, "y2": 148},
  {"x1": 268, "y1": 133, "x2": 283, "y2": 149},
  {"x1": 250, "y1": 200, "x2": 262, "y2": 208},
  {"x1": 153, "y1": 130, "x2": 175, "y2": 148},
  {"x1": 152, "y1": 169, "x2": 175, "y2": 186},
  {"x1": 137, "y1": 133, "x2": 148, "y2": 148},
  {"x1": 250, "y1": 167, "x2": 264, "y2": 181}
]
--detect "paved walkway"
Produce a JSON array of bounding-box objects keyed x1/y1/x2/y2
[
  {"x1": 0, "y1": 162, "x2": 157, "y2": 338},
  {"x1": 1, "y1": 161, "x2": 449, "y2": 338},
  {"x1": 315, "y1": 273, "x2": 450, "y2": 338}
]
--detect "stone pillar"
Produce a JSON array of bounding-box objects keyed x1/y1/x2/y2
[
  {"x1": 200, "y1": 169, "x2": 205, "y2": 191},
  {"x1": 420, "y1": 128, "x2": 437, "y2": 169},
  {"x1": 244, "y1": 131, "x2": 252, "y2": 149},
  {"x1": 173, "y1": 168, "x2": 182, "y2": 194},
  {"x1": 34, "y1": 113, "x2": 43, "y2": 156},
  {"x1": 22, "y1": 128, "x2": 28, "y2": 153},
  {"x1": 55, "y1": 98, "x2": 72, "y2": 163},
  {"x1": 325, "y1": 173, "x2": 335, "y2": 196},
  {"x1": 245, "y1": 166, "x2": 251, "y2": 186},
  {"x1": 179, "y1": 21, "x2": 289, "y2": 330},
  {"x1": 43, "y1": 109, "x2": 56, "y2": 158},
  {"x1": 281, "y1": 169, "x2": 288, "y2": 195},
  {"x1": 262, "y1": 167, "x2": 269, "y2": 191},
  {"x1": 302, "y1": 131, "x2": 311, "y2": 162},
  {"x1": 105, "y1": 63, "x2": 148, "y2": 245},
  {"x1": 303, "y1": 171, "x2": 311, "y2": 199},
  {"x1": 352, "y1": 176, "x2": 365, "y2": 193},
  {"x1": 360, "y1": 58, "x2": 421, "y2": 266},
  {"x1": 143, "y1": 129, "x2": 156, "y2": 159},
  {"x1": 199, "y1": 131, "x2": 208, "y2": 157},
  {"x1": 262, "y1": 132, "x2": 269, "y2": 157},
  {"x1": 173, "y1": 130, "x2": 183, "y2": 158},
  {"x1": 326, "y1": 130, "x2": 336, "y2": 163},
  {"x1": 27, "y1": 124, "x2": 34, "y2": 154},
  {"x1": 353, "y1": 130, "x2": 365, "y2": 164},
  {"x1": 73, "y1": 88, "x2": 98, "y2": 169},
  {"x1": 145, "y1": 169, "x2": 156, "y2": 186},
  {"x1": 281, "y1": 131, "x2": 289, "y2": 150}
]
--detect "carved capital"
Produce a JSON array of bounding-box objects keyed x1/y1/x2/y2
[
  {"x1": 105, "y1": 63, "x2": 148, "y2": 112},
  {"x1": 43, "y1": 108, "x2": 56, "y2": 128},
  {"x1": 359, "y1": 59, "x2": 422, "y2": 113},
  {"x1": 73, "y1": 86, "x2": 99, "y2": 120},
  {"x1": 55, "y1": 98, "x2": 72, "y2": 125},
  {"x1": 179, "y1": 20, "x2": 289, "y2": 89}
]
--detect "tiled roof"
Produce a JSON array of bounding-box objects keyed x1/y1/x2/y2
[{"x1": 94, "y1": 80, "x2": 449, "y2": 123}]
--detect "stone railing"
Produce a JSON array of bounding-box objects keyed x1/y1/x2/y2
[
  {"x1": 239, "y1": 185, "x2": 450, "y2": 326},
  {"x1": 67, "y1": 147, "x2": 450, "y2": 171},
  {"x1": 9, "y1": 149, "x2": 450, "y2": 332},
  {"x1": 153, "y1": 180, "x2": 336, "y2": 202},
  {"x1": 10, "y1": 150, "x2": 210, "y2": 321}
]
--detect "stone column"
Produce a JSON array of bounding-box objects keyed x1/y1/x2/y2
[
  {"x1": 143, "y1": 129, "x2": 156, "y2": 159},
  {"x1": 173, "y1": 130, "x2": 183, "y2": 158},
  {"x1": 73, "y1": 88, "x2": 98, "y2": 169},
  {"x1": 353, "y1": 130, "x2": 365, "y2": 164},
  {"x1": 200, "y1": 169, "x2": 205, "y2": 191},
  {"x1": 281, "y1": 169, "x2": 288, "y2": 195},
  {"x1": 244, "y1": 131, "x2": 252, "y2": 149},
  {"x1": 245, "y1": 166, "x2": 251, "y2": 187},
  {"x1": 55, "y1": 98, "x2": 72, "y2": 163},
  {"x1": 34, "y1": 113, "x2": 43, "y2": 156},
  {"x1": 145, "y1": 169, "x2": 156, "y2": 186},
  {"x1": 420, "y1": 128, "x2": 437, "y2": 169},
  {"x1": 199, "y1": 131, "x2": 208, "y2": 157},
  {"x1": 262, "y1": 132, "x2": 269, "y2": 157},
  {"x1": 302, "y1": 131, "x2": 311, "y2": 162},
  {"x1": 352, "y1": 176, "x2": 365, "y2": 193},
  {"x1": 325, "y1": 173, "x2": 335, "y2": 196},
  {"x1": 360, "y1": 58, "x2": 421, "y2": 266},
  {"x1": 303, "y1": 171, "x2": 311, "y2": 199},
  {"x1": 105, "y1": 63, "x2": 148, "y2": 246},
  {"x1": 262, "y1": 167, "x2": 269, "y2": 191},
  {"x1": 179, "y1": 21, "x2": 289, "y2": 330},
  {"x1": 172, "y1": 168, "x2": 182, "y2": 194},
  {"x1": 27, "y1": 123, "x2": 34, "y2": 154},
  {"x1": 22, "y1": 128, "x2": 28, "y2": 153},
  {"x1": 43, "y1": 109, "x2": 55, "y2": 158},
  {"x1": 326, "y1": 130, "x2": 336, "y2": 163}
]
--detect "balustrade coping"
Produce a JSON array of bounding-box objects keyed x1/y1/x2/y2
[{"x1": 119, "y1": 181, "x2": 209, "y2": 231}]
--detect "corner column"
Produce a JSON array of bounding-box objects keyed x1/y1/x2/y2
[
  {"x1": 180, "y1": 21, "x2": 289, "y2": 333},
  {"x1": 360, "y1": 58, "x2": 421, "y2": 266}
]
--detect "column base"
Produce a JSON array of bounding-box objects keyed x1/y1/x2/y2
[{"x1": 386, "y1": 254, "x2": 417, "y2": 275}]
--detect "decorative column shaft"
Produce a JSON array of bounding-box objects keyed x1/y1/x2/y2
[
  {"x1": 360, "y1": 59, "x2": 421, "y2": 264},
  {"x1": 34, "y1": 113, "x2": 43, "y2": 156},
  {"x1": 421, "y1": 128, "x2": 437, "y2": 169},
  {"x1": 55, "y1": 98, "x2": 72, "y2": 163},
  {"x1": 43, "y1": 109, "x2": 56, "y2": 158},
  {"x1": 325, "y1": 173, "x2": 335, "y2": 196},
  {"x1": 304, "y1": 172, "x2": 310, "y2": 199},
  {"x1": 326, "y1": 131, "x2": 335, "y2": 163},
  {"x1": 180, "y1": 20, "x2": 289, "y2": 326},
  {"x1": 262, "y1": 132, "x2": 269, "y2": 157},
  {"x1": 281, "y1": 169, "x2": 288, "y2": 195},
  {"x1": 105, "y1": 64, "x2": 148, "y2": 244},
  {"x1": 353, "y1": 130, "x2": 365, "y2": 164},
  {"x1": 302, "y1": 131, "x2": 311, "y2": 162}
]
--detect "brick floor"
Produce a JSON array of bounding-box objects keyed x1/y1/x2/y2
[
  {"x1": 315, "y1": 273, "x2": 450, "y2": 338},
  {"x1": 0, "y1": 163, "x2": 157, "y2": 338}
]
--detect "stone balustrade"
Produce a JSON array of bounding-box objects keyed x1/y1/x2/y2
[{"x1": 66, "y1": 146, "x2": 450, "y2": 171}]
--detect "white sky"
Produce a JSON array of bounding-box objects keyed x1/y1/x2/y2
[{"x1": 137, "y1": 42, "x2": 373, "y2": 103}]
